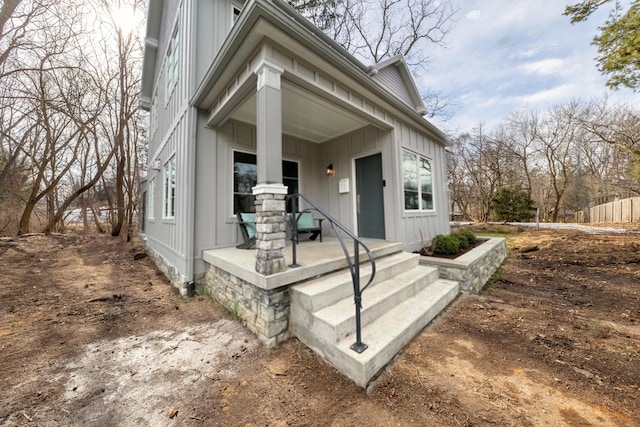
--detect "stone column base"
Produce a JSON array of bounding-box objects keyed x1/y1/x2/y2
[{"x1": 253, "y1": 184, "x2": 287, "y2": 275}]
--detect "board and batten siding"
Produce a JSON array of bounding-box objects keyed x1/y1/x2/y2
[
  {"x1": 321, "y1": 126, "x2": 393, "y2": 236},
  {"x1": 144, "y1": 0, "x2": 199, "y2": 284},
  {"x1": 145, "y1": 108, "x2": 194, "y2": 279},
  {"x1": 394, "y1": 120, "x2": 450, "y2": 251},
  {"x1": 318, "y1": 121, "x2": 449, "y2": 247},
  {"x1": 192, "y1": 119, "x2": 324, "y2": 277}
]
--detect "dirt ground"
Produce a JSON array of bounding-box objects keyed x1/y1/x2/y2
[{"x1": 1, "y1": 224, "x2": 639, "y2": 426}]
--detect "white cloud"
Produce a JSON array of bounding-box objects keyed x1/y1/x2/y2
[
  {"x1": 421, "y1": 0, "x2": 639, "y2": 133},
  {"x1": 516, "y1": 47, "x2": 542, "y2": 58},
  {"x1": 466, "y1": 10, "x2": 481, "y2": 21},
  {"x1": 513, "y1": 84, "x2": 574, "y2": 106},
  {"x1": 519, "y1": 58, "x2": 565, "y2": 76}
]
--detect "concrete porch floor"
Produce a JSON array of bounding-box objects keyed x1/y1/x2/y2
[{"x1": 202, "y1": 237, "x2": 404, "y2": 291}]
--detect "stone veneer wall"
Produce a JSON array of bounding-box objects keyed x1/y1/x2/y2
[
  {"x1": 420, "y1": 237, "x2": 507, "y2": 294},
  {"x1": 202, "y1": 265, "x2": 290, "y2": 347},
  {"x1": 144, "y1": 241, "x2": 189, "y2": 295}
]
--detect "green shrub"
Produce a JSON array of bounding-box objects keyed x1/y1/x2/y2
[
  {"x1": 457, "y1": 230, "x2": 476, "y2": 245},
  {"x1": 431, "y1": 234, "x2": 460, "y2": 255},
  {"x1": 453, "y1": 233, "x2": 469, "y2": 250}
]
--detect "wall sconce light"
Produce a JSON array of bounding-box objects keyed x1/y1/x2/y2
[
  {"x1": 151, "y1": 159, "x2": 161, "y2": 171},
  {"x1": 325, "y1": 164, "x2": 335, "y2": 176}
]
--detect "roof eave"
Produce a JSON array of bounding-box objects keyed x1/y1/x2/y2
[{"x1": 140, "y1": 0, "x2": 164, "y2": 111}]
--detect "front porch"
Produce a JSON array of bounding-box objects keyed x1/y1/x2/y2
[
  {"x1": 200, "y1": 236, "x2": 462, "y2": 386},
  {"x1": 202, "y1": 237, "x2": 402, "y2": 291},
  {"x1": 200, "y1": 234, "x2": 507, "y2": 387},
  {"x1": 200, "y1": 237, "x2": 402, "y2": 347}
]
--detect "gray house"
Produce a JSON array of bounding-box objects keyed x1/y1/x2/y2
[{"x1": 140, "y1": 0, "x2": 459, "y2": 386}]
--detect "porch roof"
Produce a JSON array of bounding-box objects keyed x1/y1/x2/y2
[{"x1": 191, "y1": 0, "x2": 448, "y2": 146}]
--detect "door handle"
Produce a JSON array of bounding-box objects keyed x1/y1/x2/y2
[{"x1": 357, "y1": 194, "x2": 361, "y2": 214}]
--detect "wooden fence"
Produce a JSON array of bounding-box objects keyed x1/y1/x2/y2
[{"x1": 577, "y1": 197, "x2": 640, "y2": 223}]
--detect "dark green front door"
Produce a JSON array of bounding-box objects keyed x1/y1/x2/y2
[{"x1": 355, "y1": 153, "x2": 385, "y2": 239}]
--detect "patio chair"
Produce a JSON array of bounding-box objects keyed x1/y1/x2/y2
[
  {"x1": 294, "y1": 211, "x2": 323, "y2": 242},
  {"x1": 236, "y1": 212, "x2": 256, "y2": 249}
]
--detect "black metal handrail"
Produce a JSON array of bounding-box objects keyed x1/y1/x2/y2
[{"x1": 287, "y1": 193, "x2": 376, "y2": 353}]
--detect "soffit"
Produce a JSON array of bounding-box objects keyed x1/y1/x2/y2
[{"x1": 229, "y1": 82, "x2": 369, "y2": 143}]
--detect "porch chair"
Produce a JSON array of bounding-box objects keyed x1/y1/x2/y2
[
  {"x1": 236, "y1": 212, "x2": 256, "y2": 249},
  {"x1": 294, "y1": 210, "x2": 323, "y2": 242}
]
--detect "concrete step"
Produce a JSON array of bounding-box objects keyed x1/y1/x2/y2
[
  {"x1": 291, "y1": 252, "x2": 420, "y2": 314},
  {"x1": 333, "y1": 278, "x2": 460, "y2": 387},
  {"x1": 313, "y1": 265, "x2": 440, "y2": 344}
]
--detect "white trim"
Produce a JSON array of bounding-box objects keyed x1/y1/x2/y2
[
  {"x1": 253, "y1": 183, "x2": 288, "y2": 195},
  {"x1": 254, "y1": 60, "x2": 284, "y2": 91},
  {"x1": 165, "y1": 14, "x2": 181, "y2": 105},
  {"x1": 163, "y1": 156, "x2": 177, "y2": 219},
  {"x1": 148, "y1": 177, "x2": 156, "y2": 220},
  {"x1": 401, "y1": 147, "x2": 435, "y2": 213}
]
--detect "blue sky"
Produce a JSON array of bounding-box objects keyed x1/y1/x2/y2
[{"x1": 423, "y1": 1, "x2": 640, "y2": 134}]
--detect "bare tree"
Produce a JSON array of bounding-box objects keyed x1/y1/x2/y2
[
  {"x1": 0, "y1": 0, "x2": 145, "y2": 236},
  {"x1": 533, "y1": 102, "x2": 586, "y2": 222},
  {"x1": 503, "y1": 111, "x2": 542, "y2": 194},
  {"x1": 0, "y1": 0, "x2": 54, "y2": 195},
  {"x1": 578, "y1": 98, "x2": 640, "y2": 196},
  {"x1": 292, "y1": 0, "x2": 458, "y2": 118},
  {"x1": 89, "y1": 0, "x2": 145, "y2": 238},
  {"x1": 449, "y1": 98, "x2": 640, "y2": 224},
  {"x1": 449, "y1": 123, "x2": 507, "y2": 222}
]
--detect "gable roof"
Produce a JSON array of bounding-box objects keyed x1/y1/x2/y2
[
  {"x1": 140, "y1": 0, "x2": 446, "y2": 144},
  {"x1": 369, "y1": 55, "x2": 427, "y2": 116}
]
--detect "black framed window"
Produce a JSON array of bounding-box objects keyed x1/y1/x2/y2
[{"x1": 233, "y1": 151, "x2": 299, "y2": 213}]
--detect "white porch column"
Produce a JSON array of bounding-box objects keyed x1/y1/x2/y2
[{"x1": 253, "y1": 61, "x2": 287, "y2": 275}]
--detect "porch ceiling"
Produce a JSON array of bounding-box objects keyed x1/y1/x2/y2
[{"x1": 230, "y1": 81, "x2": 370, "y2": 143}]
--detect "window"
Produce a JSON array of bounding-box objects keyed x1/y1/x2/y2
[
  {"x1": 233, "y1": 151, "x2": 256, "y2": 213},
  {"x1": 148, "y1": 177, "x2": 156, "y2": 220},
  {"x1": 233, "y1": 151, "x2": 299, "y2": 213},
  {"x1": 150, "y1": 91, "x2": 158, "y2": 137},
  {"x1": 282, "y1": 160, "x2": 299, "y2": 212},
  {"x1": 141, "y1": 191, "x2": 147, "y2": 233},
  {"x1": 163, "y1": 157, "x2": 176, "y2": 218},
  {"x1": 165, "y1": 25, "x2": 179, "y2": 99},
  {"x1": 403, "y1": 149, "x2": 433, "y2": 211}
]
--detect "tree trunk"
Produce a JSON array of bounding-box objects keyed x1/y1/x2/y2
[
  {"x1": 81, "y1": 194, "x2": 89, "y2": 235},
  {"x1": 90, "y1": 205, "x2": 105, "y2": 233},
  {"x1": 18, "y1": 200, "x2": 37, "y2": 235},
  {"x1": 111, "y1": 154, "x2": 126, "y2": 236}
]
